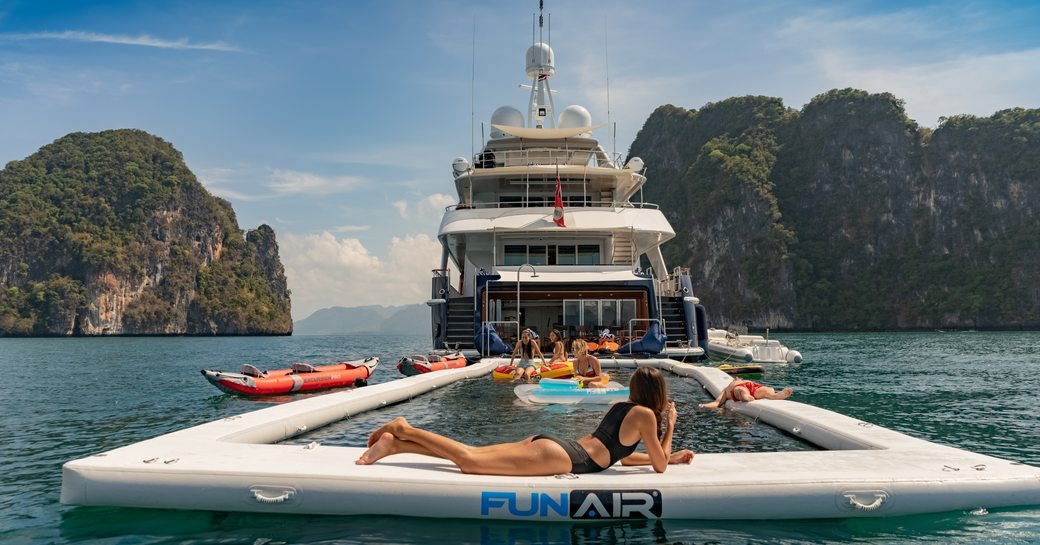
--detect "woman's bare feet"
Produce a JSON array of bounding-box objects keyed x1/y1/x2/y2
[
  {"x1": 669, "y1": 450, "x2": 695, "y2": 464},
  {"x1": 698, "y1": 401, "x2": 720, "y2": 409},
  {"x1": 771, "y1": 388, "x2": 794, "y2": 400},
  {"x1": 367, "y1": 417, "x2": 409, "y2": 447},
  {"x1": 357, "y1": 432, "x2": 396, "y2": 465}
]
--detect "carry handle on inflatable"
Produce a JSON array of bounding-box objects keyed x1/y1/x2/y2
[
  {"x1": 843, "y1": 491, "x2": 887, "y2": 511},
  {"x1": 250, "y1": 487, "x2": 296, "y2": 504}
]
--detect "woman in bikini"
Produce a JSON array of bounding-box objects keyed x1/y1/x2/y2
[
  {"x1": 508, "y1": 328, "x2": 547, "y2": 383},
  {"x1": 697, "y1": 378, "x2": 793, "y2": 409},
  {"x1": 546, "y1": 329, "x2": 567, "y2": 365},
  {"x1": 571, "y1": 338, "x2": 609, "y2": 388},
  {"x1": 357, "y1": 367, "x2": 695, "y2": 475}
]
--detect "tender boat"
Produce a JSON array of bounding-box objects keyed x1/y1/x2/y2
[
  {"x1": 397, "y1": 352, "x2": 468, "y2": 376},
  {"x1": 707, "y1": 328, "x2": 803, "y2": 364},
  {"x1": 200, "y1": 357, "x2": 379, "y2": 396}
]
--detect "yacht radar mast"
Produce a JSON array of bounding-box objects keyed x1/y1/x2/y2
[{"x1": 525, "y1": 1, "x2": 556, "y2": 128}]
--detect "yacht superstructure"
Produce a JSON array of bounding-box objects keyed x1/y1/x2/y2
[{"x1": 429, "y1": 7, "x2": 706, "y2": 358}]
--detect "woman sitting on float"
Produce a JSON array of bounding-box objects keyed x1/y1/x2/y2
[
  {"x1": 508, "y1": 328, "x2": 547, "y2": 383},
  {"x1": 357, "y1": 367, "x2": 695, "y2": 474},
  {"x1": 571, "y1": 338, "x2": 609, "y2": 388},
  {"x1": 546, "y1": 329, "x2": 567, "y2": 365}
]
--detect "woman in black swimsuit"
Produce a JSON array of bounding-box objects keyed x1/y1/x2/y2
[{"x1": 357, "y1": 367, "x2": 695, "y2": 475}]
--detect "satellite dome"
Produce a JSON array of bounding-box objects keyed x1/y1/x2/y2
[
  {"x1": 452, "y1": 157, "x2": 470, "y2": 177},
  {"x1": 490, "y1": 106, "x2": 524, "y2": 139},
  {"x1": 525, "y1": 43, "x2": 555, "y2": 79},
  {"x1": 558, "y1": 105, "x2": 593, "y2": 135}
]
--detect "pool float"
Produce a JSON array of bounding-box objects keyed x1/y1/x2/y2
[
  {"x1": 492, "y1": 361, "x2": 575, "y2": 380},
  {"x1": 201, "y1": 357, "x2": 379, "y2": 396},
  {"x1": 514, "y1": 378, "x2": 629, "y2": 405},
  {"x1": 718, "y1": 363, "x2": 765, "y2": 375},
  {"x1": 398, "y1": 352, "x2": 468, "y2": 376},
  {"x1": 593, "y1": 329, "x2": 619, "y2": 354}
]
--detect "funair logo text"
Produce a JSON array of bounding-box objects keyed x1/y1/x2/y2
[{"x1": 480, "y1": 489, "x2": 662, "y2": 519}]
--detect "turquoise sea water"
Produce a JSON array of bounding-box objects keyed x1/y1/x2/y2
[{"x1": 1, "y1": 332, "x2": 1038, "y2": 544}]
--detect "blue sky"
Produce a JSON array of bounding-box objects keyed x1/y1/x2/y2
[{"x1": 2, "y1": 1, "x2": 1038, "y2": 320}]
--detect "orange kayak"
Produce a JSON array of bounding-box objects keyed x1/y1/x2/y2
[
  {"x1": 398, "y1": 352, "x2": 468, "y2": 376},
  {"x1": 201, "y1": 357, "x2": 379, "y2": 396}
]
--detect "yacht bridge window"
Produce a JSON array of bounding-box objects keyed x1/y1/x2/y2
[{"x1": 501, "y1": 243, "x2": 601, "y2": 266}]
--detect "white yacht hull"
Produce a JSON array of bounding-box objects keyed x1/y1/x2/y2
[{"x1": 62, "y1": 359, "x2": 1039, "y2": 520}]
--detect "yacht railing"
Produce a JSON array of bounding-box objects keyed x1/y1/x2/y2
[
  {"x1": 474, "y1": 148, "x2": 624, "y2": 169},
  {"x1": 445, "y1": 201, "x2": 659, "y2": 211}
]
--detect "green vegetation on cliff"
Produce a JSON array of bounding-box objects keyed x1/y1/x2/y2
[
  {"x1": 0, "y1": 129, "x2": 292, "y2": 336},
  {"x1": 632, "y1": 89, "x2": 1040, "y2": 330}
]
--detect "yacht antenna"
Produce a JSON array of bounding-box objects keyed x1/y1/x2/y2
[
  {"x1": 604, "y1": 18, "x2": 614, "y2": 163},
  {"x1": 526, "y1": 0, "x2": 556, "y2": 128},
  {"x1": 470, "y1": 16, "x2": 476, "y2": 162}
]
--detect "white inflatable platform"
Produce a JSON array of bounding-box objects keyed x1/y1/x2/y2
[{"x1": 62, "y1": 358, "x2": 1040, "y2": 520}]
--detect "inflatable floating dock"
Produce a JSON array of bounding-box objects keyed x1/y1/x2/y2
[{"x1": 62, "y1": 358, "x2": 1040, "y2": 520}]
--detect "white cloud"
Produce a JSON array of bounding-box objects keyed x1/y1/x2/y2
[
  {"x1": 0, "y1": 30, "x2": 241, "y2": 52},
  {"x1": 418, "y1": 193, "x2": 456, "y2": 215},
  {"x1": 280, "y1": 231, "x2": 441, "y2": 319},
  {"x1": 814, "y1": 48, "x2": 1040, "y2": 126},
  {"x1": 267, "y1": 168, "x2": 365, "y2": 195},
  {"x1": 334, "y1": 224, "x2": 371, "y2": 232},
  {"x1": 392, "y1": 200, "x2": 409, "y2": 218}
]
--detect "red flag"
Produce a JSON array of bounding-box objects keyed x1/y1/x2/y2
[{"x1": 553, "y1": 174, "x2": 566, "y2": 227}]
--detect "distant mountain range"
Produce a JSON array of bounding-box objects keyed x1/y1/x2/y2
[{"x1": 294, "y1": 304, "x2": 430, "y2": 335}]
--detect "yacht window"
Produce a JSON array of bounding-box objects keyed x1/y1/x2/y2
[
  {"x1": 582, "y1": 300, "x2": 600, "y2": 327},
  {"x1": 563, "y1": 300, "x2": 581, "y2": 326},
  {"x1": 528, "y1": 246, "x2": 547, "y2": 266},
  {"x1": 527, "y1": 196, "x2": 546, "y2": 207},
  {"x1": 547, "y1": 246, "x2": 557, "y2": 265},
  {"x1": 500, "y1": 196, "x2": 523, "y2": 208},
  {"x1": 557, "y1": 246, "x2": 576, "y2": 265},
  {"x1": 601, "y1": 300, "x2": 619, "y2": 327},
  {"x1": 565, "y1": 195, "x2": 591, "y2": 207},
  {"x1": 620, "y1": 300, "x2": 637, "y2": 329},
  {"x1": 577, "y1": 244, "x2": 600, "y2": 265},
  {"x1": 504, "y1": 245, "x2": 526, "y2": 265}
]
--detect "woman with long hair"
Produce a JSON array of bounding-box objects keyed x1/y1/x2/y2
[
  {"x1": 357, "y1": 367, "x2": 694, "y2": 474},
  {"x1": 546, "y1": 329, "x2": 566, "y2": 365},
  {"x1": 509, "y1": 328, "x2": 546, "y2": 383},
  {"x1": 571, "y1": 338, "x2": 608, "y2": 388}
]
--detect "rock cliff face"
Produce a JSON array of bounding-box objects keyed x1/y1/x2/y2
[
  {"x1": 631, "y1": 89, "x2": 1040, "y2": 330},
  {"x1": 0, "y1": 129, "x2": 292, "y2": 336}
]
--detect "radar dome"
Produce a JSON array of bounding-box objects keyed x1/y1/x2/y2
[
  {"x1": 490, "y1": 106, "x2": 524, "y2": 139},
  {"x1": 558, "y1": 105, "x2": 593, "y2": 134},
  {"x1": 525, "y1": 43, "x2": 555, "y2": 78}
]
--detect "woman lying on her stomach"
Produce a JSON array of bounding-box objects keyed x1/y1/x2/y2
[{"x1": 357, "y1": 367, "x2": 695, "y2": 475}]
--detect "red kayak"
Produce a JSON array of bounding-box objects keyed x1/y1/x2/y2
[
  {"x1": 201, "y1": 357, "x2": 379, "y2": 396},
  {"x1": 397, "y1": 352, "x2": 468, "y2": 376}
]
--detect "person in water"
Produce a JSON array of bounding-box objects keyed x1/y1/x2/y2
[
  {"x1": 509, "y1": 328, "x2": 547, "y2": 382},
  {"x1": 546, "y1": 329, "x2": 567, "y2": 365},
  {"x1": 571, "y1": 338, "x2": 608, "y2": 388},
  {"x1": 357, "y1": 367, "x2": 695, "y2": 475},
  {"x1": 698, "y1": 378, "x2": 794, "y2": 409}
]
